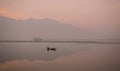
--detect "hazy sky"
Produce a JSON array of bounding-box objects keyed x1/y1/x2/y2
[{"x1": 0, "y1": 0, "x2": 120, "y2": 37}]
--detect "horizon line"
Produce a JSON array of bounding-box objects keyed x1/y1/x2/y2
[{"x1": 0, "y1": 40, "x2": 120, "y2": 44}]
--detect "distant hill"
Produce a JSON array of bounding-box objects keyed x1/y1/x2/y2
[{"x1": 0, "y1": 16, "x2": 119, "y2": 41}]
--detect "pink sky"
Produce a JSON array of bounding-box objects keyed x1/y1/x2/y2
[{"x1": 0, "y1": 0, "x2": 120, "y2": 38}]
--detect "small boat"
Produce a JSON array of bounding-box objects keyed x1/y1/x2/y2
[{"x1": 47, "y1": 46, "x2": 56, "y2": 51}]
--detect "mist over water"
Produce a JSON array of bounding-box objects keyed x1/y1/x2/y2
[
  {"x1": 0, "y1": 43, "x2": 120, "y2": 71},
  {"x1": 0, "y1": 43, "x2": 92, "y2": 62}
]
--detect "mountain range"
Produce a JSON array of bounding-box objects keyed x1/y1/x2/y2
[{"x1": 0, "y1": 16, "x2": 119, "y2": 41}]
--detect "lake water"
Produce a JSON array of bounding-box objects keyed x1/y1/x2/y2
[{"x1": 0, "y1": 43, "x2": 120, "y2": 71}]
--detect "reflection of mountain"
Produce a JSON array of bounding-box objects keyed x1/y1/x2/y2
[
  {"x1": 0, "y1": 16, "x2": 99, "y2": 40},
  {"x1": 0, "y1": 43, "x2": 91, "y2": 62}
]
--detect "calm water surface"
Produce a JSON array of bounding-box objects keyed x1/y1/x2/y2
[{"x1": 0, "y1": 43, "x2": 120, "y2": 71}]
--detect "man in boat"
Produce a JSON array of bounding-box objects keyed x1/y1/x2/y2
[{"x1": 47, "y1": 46, "x2": 56, "y2": 51}]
